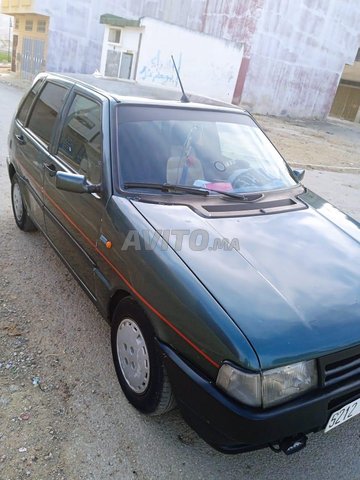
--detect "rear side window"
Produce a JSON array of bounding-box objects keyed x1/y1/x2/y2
[
  {"x1": 17, "y1": 79, "x2": 42, "y2": 125},
  {"x1": 28, "y1": 82, "x2": 68, "y2": 145},
  {"x1": 58, "y1": 94, "x2": 102, "y2": 184}
]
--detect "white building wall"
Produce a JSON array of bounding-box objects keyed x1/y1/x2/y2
[
  {"x1": 32, "y1": 0, "x2": 206, "y2": 74},
  {"x1": 33, "y1": 0, "x2": 112, "y2": 73},
  {"x1": 136, "y1": 17, "x2": 243, "y2": 102},
  {"x1": 24, "y1": 0, "x2": 360, "y2": 118},
  {"x1": 0, "y1": 13, "x2": 12, "y2": 53},
  {"x1": 240, "y1": 0, "x2": 360, "y2": 118}
]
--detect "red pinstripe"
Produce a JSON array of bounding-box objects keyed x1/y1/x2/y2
[{"x1": 18, "y1": 164, "x2": 220, "y2": 369}]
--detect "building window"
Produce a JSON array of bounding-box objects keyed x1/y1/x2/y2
[
  {"x1": 105, "y1": 50, "x2": 134, "y2": 79},
  {"x1": 37, "y1": 20, "x2": 46, "y2": 33},
  {"x1": 25, "y1": 20, "x2": 33, "y2": 32},
  {"x1": 108, "y1": 28, "x2": 121, "y2": 44},
  {"x1": 15, "y1": 17, "x2": 19, "y2": 30},
  {"x1": 356, "y1": 48, "x2": 360, "y2": 62}
]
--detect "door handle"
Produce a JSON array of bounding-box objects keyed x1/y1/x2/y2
[
  {"x1": 44, "y1": 162, "x2": 57, "y2": 177},
  {"x1": 15, "y1": 134, "x2": 26, "y2": 145}
]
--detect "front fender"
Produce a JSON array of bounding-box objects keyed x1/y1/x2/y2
[{"x1": 96, "y1": 196, "x2": 260, "y2": 379}]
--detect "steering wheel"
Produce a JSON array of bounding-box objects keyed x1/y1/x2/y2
[{"x1": 228, "y1": 168, "x2": 258, "y2": 189}]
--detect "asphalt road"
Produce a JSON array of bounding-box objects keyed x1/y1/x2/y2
[{"x1": 0, "y1": 82, "x2": 359, "y2": 480}]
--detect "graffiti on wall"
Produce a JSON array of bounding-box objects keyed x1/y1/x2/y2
[
  {"x1": 136, "y1": 18, "x2": 243, "y2": 101},
  {"x1": 138, "y1": 50, "x2": 182, "y2": 86}
]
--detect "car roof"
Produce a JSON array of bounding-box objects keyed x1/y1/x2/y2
[{"x1": 38, "y1": 72, "x2": 248, "y2": 115}]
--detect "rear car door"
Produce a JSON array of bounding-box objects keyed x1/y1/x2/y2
[
  {"x1": 43, "y1": 89, "x2": 108, "y2": 299},
  {"x1": 10, "y1": 78, "x2": 69, "y2": 230}
]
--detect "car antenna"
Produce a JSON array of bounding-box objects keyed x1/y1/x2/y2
[{"x1": 171, "y1": 55, "x2": 190, "y2": 103}]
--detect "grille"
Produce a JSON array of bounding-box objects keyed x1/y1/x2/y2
[{"x1": 320, "y1": 346, "x2": 360, "y2": 388}]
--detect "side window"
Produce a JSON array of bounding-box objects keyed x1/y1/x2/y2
[
  {"x1": 28, "y1": 82, "x2": 68, "y2": 145},
  {"x1": 58, "y1": 95, "x2": 102, "y2": 184},
  {"x1": 17, "y1": 79, "x2": 42, "y2": 125}
]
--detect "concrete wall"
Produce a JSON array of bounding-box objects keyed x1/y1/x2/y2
[
  {"x1": 32, "y1": 0, "x2": 258, "y2": 76},
  {"x1": 33, "y1": 0, "x2": 109, "y2": 73},
  {"x1": 136, "y1": 17, "x2": 243, "y2": 102},
  {"x1": 32, "y1": 0, "x2": 214, "y2": 74},
  {"x1": 33, "y1": 0, "x2": 206, "y2": 74},
  {"x1": 239, "y1": 0, "x2": 360, "y2": 118},
  {"x1": 18, "y1": 0, "x2": 360, "y2": 118}
]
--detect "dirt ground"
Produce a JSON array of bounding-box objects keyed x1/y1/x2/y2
[
  {"x1": 256, "y1": 114, "x2": 360, "y2": 173},
  {"x1": 0, "y1": 80, "x2": 359, "y2": 480}
]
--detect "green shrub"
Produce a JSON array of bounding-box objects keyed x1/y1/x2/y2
[{"x1": 0, "y1": 51, "x2": 10, "y2": 63}]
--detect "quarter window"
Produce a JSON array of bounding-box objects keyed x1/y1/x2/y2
[
  {"x1": 58, "y1": 95, "x2": 102, "y2": 184},
  {"x1": 28, "y1": 82, "x2": 68, "y2": 145},
  {"x1": 17, "y1": 79, "x2": 42, "y2": 125}
]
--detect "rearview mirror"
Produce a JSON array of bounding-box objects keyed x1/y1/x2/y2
[
  {"x1": 55, "y1": 171, "x2": 101, "y2": 194},
  {"x1": 292, "y1": 168, "x2": 305, "y2": 182}
]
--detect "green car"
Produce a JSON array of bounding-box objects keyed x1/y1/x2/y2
[{"x1": 7, "y1": 73, "x2": 360, "y2": 455}]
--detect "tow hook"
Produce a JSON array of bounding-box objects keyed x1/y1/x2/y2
[{"x1": 270, "y1": 434, "x2": 308, "y2": 455}]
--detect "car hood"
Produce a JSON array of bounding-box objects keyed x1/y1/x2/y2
[{"x1": 132, "y1": 192, "x2": 360, "y2": 369}]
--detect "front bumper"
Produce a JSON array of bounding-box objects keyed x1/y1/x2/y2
[{"x1": 160, "y1": 342, "x2": 360, "y2": 453}]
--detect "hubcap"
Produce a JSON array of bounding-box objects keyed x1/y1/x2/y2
[
  {"x1": 116, "y1": 318, "x2": 150, "y2": 393},
  {"x1": 13, "y1": 182, "x2": 23, "y2": 221}
]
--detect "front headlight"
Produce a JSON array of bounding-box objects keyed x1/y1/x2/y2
[{"x1": 216, "y1": 360, "x2": 318, "y2": 408}]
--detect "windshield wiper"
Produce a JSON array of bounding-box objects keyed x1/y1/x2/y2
[
  {"x1": 124, "y1": 182, "x2": 264, "y2": 202},
  {"x1": 206, "y1": 189, "x2": 265, "y2": 202},
  {"x1": 123, "y1": 182, "x2": 210, "y2": 196}
]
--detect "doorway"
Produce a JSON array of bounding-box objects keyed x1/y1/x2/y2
[
  {"x1": 11, "y1": 34, "x2": 18, "y2": 72},
  {"x1": 21, "y1": 37, "x2": 45, "y2": 80},
  {"x1": 105, "y1": 48, "x2": 134, "y2": 79}
]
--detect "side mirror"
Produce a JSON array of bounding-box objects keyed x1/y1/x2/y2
[
  {"x1": 292, "y1": 168, "x2": 305, "y2": 182},
  {"x1": 55, "y1": 171, "x2": 101, "y2": 194}
]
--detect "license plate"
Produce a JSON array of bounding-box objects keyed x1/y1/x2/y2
[{"x1": 325, "y1": 398, "x2": 360, "y2": 433}]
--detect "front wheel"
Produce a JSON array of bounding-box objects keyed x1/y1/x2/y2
[
  {"x1": 111, "y1": 298, "x2": 176, "y2": 415},
  {"x1": 11, "y1": 174, "x2": 37, "y2": 232}
]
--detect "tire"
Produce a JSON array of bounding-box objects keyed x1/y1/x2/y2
[
  {"x1": 111, "y1": 297, "x2": 176, "y2": 415},
  {"x1": 11, "y1": 174, "x2": 37, "y2": 232}
]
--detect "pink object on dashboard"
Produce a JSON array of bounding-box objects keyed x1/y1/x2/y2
[{"x1": 205, "y1": 182, "x2": 233, "y2": 191}]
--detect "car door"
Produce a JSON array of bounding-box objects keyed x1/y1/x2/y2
[
  {"x1": 11, "y1": 78, "x2": 69, "y2": 231},
  {"x1": 43, "y1": 89, "x2": 108, "y2": 299}
]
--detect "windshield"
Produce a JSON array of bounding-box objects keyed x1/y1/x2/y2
[{"x1": 116, "y1": 106, "x2": 297, "y2": 194}]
